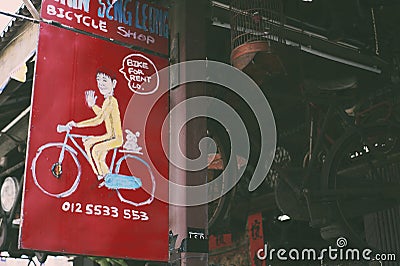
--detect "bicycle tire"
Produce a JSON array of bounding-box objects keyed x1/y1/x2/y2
[
  {"x1": 321, "y1": 123, "x2": 400, "y2": 249},
  {"x1": 31, "y1": 143, "x2": 81, "y2": 198},
  {"x1": 114, "y1": 154, "x2": 155, "y2": 207}
]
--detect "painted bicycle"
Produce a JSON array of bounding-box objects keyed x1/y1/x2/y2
[{"x1": 31, "y1": 124, "x2": 155, "y2": 207}]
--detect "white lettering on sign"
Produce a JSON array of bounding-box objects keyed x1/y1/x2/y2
[
  {"x1": 189, "y1": 232, "x2": 207, "y2": 240},
  {"x1": 97, "y1": 0, "x2": 169, "y2": 39},
  {"x1": 128, "y1": 68, "x2": 144, "y2": 75},
  {"x1": 126, "y1": 59, "x2": 149, "y2": 69},
  {"x1": 119, "y1": 53, "x2": 159, "y2": 95},
  {"x1": 117, "y1": 26, "x2": 156, "y2": 45},
  {"x1": 129, "y1": 75, "x2": 152, "y2": 83},
  {"x1": 47, "y1": 4, "x2": 108, "y2": 33},
  {"x1": 54, "y1": 0, "x2": 91, "y2": 13},
  {"x1": 123, "y1": 209, "x2": 149, "y2": 221},
  {"x1": 51, "y1": 0, "x2": 169, "y2": 40},
  {"x1": 61, "y1": 201, "x2": 150, "y2": 221}
]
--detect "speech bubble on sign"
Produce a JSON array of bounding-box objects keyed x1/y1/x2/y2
[{"x1": 119, "y1": 53, "x2": 159, "y2": 95}]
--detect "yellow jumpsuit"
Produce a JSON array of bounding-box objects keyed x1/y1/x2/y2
[{"x1": 76, "y1": 96, "x2": 123, "y2": 177}]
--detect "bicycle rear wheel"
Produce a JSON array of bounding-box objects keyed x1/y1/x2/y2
[
  {"x1": 322, "y1": 124, "x2": 400, "y2": 250},
  {"x1": 31, "y1": 143, "x2": 81, "y2": 198},
  {"x1": 114, "y1": 154, "x2": 155, "y2": 207}
]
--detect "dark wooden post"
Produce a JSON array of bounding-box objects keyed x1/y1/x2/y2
[{"x1": 169, "y1": 0, "x2": 209, "y2": 265}]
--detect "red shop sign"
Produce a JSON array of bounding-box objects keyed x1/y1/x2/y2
[
  {"x1": 20, "y1": 0, "x2": 169, "y2": 261},
  {"x1": 41, "y1": 0, "x2": 169, "y2": 55}
]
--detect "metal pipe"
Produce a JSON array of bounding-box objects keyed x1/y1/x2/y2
[
  {"x1": 0, "y1": 161, "x2": 25, "y2": 179},
  {"x1": 0, "y1": 10, "x2": 40, "y2": 24},
  {"x1": 212, "y1": 0, "x2": 360, "y2": 51},
  {"x1": 211, "y1": 20, "x2": 382, "y2": 74},
  {"x1": 0, "y1": 106, "x2": 30, "y2": 133},
  {"x1": 300, "y1": 45, "x2": 382, "y2": 74},
  {"x1": 22, "y1": 0, "x2": 41, "y2": 20}
]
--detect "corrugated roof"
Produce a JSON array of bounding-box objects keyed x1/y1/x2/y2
[{"x1": 0, "y1": 0, "x2": 41, "y2": 52}]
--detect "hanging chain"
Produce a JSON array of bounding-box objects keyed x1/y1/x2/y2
[{"x1": 371, "y1": 7, "x2": 380, "y2": 56}]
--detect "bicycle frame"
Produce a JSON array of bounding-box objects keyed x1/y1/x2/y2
[
  {"x1": 41, "y1": 124, "x2": 154, "y2": 206},
  {"x1": 57, "y1": 125, "x2": 118, "y2": 174}
]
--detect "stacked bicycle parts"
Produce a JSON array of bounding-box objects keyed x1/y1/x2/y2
[{"x1": 275, "y1": 103, "x2": 400, "y2": 256}]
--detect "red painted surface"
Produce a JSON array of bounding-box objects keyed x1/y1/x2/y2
[
  {"x1": 209, "y1": 234, "x2": 233, "y2": 251},
  {"x1": 41, "y1": 0, "x2": 169, "y2": 55},
  {"x1": 20, "y1": 11, "x2": 169, "y2": 260},
  {"x1": 247, "y1": 213, "x2": 266, "y2": 266}
]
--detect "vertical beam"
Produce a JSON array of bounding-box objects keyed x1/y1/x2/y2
[
  {"x1": 22, "y1": 0, "x2": 40, "y2": 20},
  {"x1": 169, "y1": 0, "x2": 209, "y2": 265}
]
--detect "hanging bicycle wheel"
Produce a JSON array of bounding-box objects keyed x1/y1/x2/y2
[
  {"x1": 31, "y1": 143, "x2": 81, "y2": 198},
  {"x1": 322, "y1": 123, "x2": 400, "y2": 250}
]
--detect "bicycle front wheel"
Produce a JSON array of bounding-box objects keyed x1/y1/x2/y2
[{"x1": 31, "y1": 143, "x2": 81, "y2": 198}]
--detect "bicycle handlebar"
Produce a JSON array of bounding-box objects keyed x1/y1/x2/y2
[{"x1": 57, "y1": 124, "x2": 70, "y2": 133}]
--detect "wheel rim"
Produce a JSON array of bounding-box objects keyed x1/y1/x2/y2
[
  {"x1": 115, "y1": 154, "x2": 155, "y2": 207},
  {"x1": 32, "y1": 143, "x2": 81, "y2": 198}
]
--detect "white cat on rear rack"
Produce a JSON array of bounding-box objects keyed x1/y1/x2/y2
[{"x1": 120, "y1": 129, "x2": 143, "y2": 155}]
